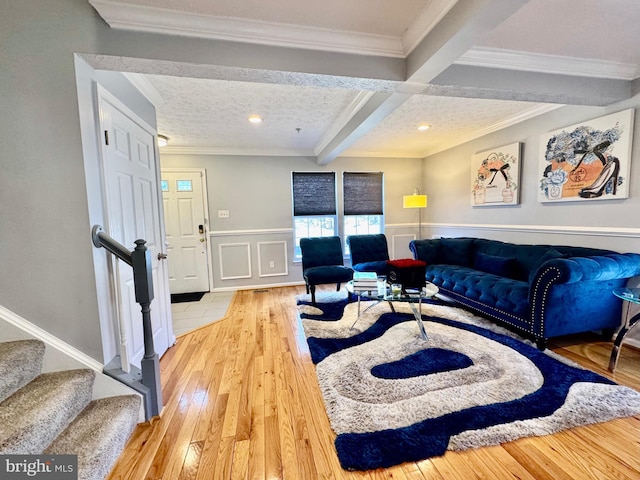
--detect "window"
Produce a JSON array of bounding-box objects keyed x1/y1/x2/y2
[
  {"x1": 176, "y1": 180, "x2": 193, "y2": 192},
  {"x1": 343, "y1": 172, "x2": 384, "y2": 253},
  {"x1": 292, "y1": 172, "x2": 337, "y2": 258}
]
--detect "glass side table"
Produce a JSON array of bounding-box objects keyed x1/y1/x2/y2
[{"x1": 609, "y1": 287, "x2": 640, "y2": 372}]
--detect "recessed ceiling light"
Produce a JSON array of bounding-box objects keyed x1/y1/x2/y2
[
  {"x1": 248, "y1": 115, "x2": 263, "y2": 124},
  {"x1": 157, "y1": 134, "x2": 169, "y2": 147},
  {"x1": 417, "y1": 124, "x2": 431, "y2": 131}
]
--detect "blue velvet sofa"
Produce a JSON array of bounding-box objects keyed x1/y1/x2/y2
[{"x1": 409, "y1": 237, "x2": 640, "y2": 348}]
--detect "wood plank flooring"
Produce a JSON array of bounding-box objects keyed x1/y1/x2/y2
[{"x1": 107, "y1": 286, "x2": 640, "y2": 480}]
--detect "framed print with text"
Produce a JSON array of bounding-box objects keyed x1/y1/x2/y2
[{"x1": 471, "y1": 142, "x2": 521, "y2": 206}]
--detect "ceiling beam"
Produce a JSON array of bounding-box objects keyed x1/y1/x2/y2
[
  {"x1": 316, "y1": 92, "x2": 411, "y2": 164},
  {"x1": 315, "y1": 0, "x2": 531, "y2": 164},
  {"x1": 406, "y1": 0, "x2": 529, "y2": 83},
  {"x1": 428, "y1": 65, "x2": 632, "y2": 106}
]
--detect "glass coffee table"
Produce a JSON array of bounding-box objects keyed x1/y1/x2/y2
[
  {"x1": 346, "y1": 282, "x2": 439, "y2": 340},
  {"x1": 609, "y1": 287, "x2": 640, "y2": 372}
]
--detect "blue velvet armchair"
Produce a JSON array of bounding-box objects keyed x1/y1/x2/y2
[
  {"x1": 300, "y1": 236, "x2": 354, "y2": 304},
  {"x1": 347, "y1": 234, "x2": 390, "y2": 275}
]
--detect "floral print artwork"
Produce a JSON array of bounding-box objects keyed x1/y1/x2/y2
[{"x1": 538, "y1": 109, "x2": 634, "y2": 202}]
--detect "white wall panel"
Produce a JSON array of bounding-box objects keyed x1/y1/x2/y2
[
  {"x1": 219, "y1": 243, "x2": 252, "y2": 280},
  {"x1": 257, "y1": 241, "x2": 288, "y2": 277}
]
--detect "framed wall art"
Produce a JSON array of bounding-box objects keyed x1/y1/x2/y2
[
  {"x1": 471, "y1": 142, "x2": 521, "y2": 206},
  {"x1": 538, "y1": 108, "x2": 634, "y2": 202}
]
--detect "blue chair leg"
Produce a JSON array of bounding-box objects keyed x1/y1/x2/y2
[
  {"x1": 335, "y1": 282, "x2": 341, "y2": 291},
  {"x1": 310, "y1": 285, "x2": 317, "y2": 304}
]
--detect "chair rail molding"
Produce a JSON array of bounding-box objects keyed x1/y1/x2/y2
[
  {"x1": 426, "y1": 223, "x2": 640, "y2": 238},
  {"x1": 210, "y1": 227, "x2": 293, "y2": 237}
]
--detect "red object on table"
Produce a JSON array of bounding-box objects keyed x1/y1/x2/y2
[{"x1": 386, "y1": 259, "x2": 427, "y2": 291}]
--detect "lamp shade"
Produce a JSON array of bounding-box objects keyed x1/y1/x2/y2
[{"x1": 403, "y1": 194, "x2": 427, "y2": 208}]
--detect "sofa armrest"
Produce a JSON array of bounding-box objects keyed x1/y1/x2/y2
[
  {"x1": 530, "y1": 253, "x2": 640, "y2": 286},
  {"x1": 527, "y1": 253, "x2": 640, "y2": 342}
]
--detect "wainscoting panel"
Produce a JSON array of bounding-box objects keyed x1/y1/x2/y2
[
  {"x1": 218, "y1": 243, "x2": 252, "y2": 280},
  {"x1": 390, "y1": 234, "x2": 416, "y2": 259},
  {"x1": 257, "y1": 241, "x2": 288, "y2": 277}
]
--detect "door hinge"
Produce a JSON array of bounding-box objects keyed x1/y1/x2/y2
[{"x1": 104, "y1": 130, "x2": 109, "y2": 145}]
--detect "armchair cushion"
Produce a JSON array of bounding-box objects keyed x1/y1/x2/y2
[
  {"x1": 347, "y1": 234, "x2": 390, "y2": 275},
  {"x1": 352, "y1": 260, "x2": 389, "y2": 274},
  {"x1": 304, "y1": 266, "x2": 353, "y2": 285}
]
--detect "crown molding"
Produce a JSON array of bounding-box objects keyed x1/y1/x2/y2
[
  {"x1": 401, "y1": 0, "x2": 460, "y2": 55},
  {"x1": 159, "y1": 145, "x2": 314, "y2": 157},
  {"x1": 89, "y1": 0, "x2": 404, "y2": 57},
  {"x1": 122, "y1": 72, "x2": 164, "y2": 106},
  {"x1": 339, "y1": 149, "x2": 426, "y2": 159},
  {"x1": 456, "y1": 47, "x2": 640, "y2": 81},
  {"x1": 420, "y1": 103, "x2": 564, "y2": 158}
]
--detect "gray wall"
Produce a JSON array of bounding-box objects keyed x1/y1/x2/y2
[
  {"x1": 422, "y1": 98, "x2": 640, "y2": 254},
  {"x1": 160, "y1": 154, "x2": 425, "y2": 289},
  {"x1": 1, "y1": 1, "x2": 106, "y2": 358}
]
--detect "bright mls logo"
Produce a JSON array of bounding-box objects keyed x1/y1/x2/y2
[{"x1": 0, "y1": 455, "x2": 77, "y2": 479}]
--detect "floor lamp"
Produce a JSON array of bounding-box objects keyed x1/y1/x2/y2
[{"x1": 403, "y1": 188, "x2": 428, "y2": 239}]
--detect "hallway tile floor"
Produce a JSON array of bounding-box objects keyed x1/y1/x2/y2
[{"x1": 170, "y1": 291, "x2": 234, "y2": 337}]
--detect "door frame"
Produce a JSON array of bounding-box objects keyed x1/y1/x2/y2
[
  {"x1": 95, "y1": 84, "x2": 174, "y2": 369},
  {"x1": 161, "y1": 167, "x2": 213, "y2": 292}
]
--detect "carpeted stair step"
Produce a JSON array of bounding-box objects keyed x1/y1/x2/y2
[
  {"x1": 0, "y1": 340, "x2": 45, "y2": 403},
  {"x1": 0, "y1": 368, "x2": 95, "y2": 454},
  {"x1": 46, "y1": 395, "x2": 141, "y2": 480}
]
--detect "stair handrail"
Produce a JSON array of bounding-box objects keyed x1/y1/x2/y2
[
  {"x1": 91, "y1": 225, "x2": 162, "y2": 420},
  {"x1": 91, "y1": 225, "x2": 133, "y2": 266}
]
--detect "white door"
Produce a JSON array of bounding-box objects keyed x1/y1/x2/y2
[
  {"x1": 161, "y1": 169, "x2": 210, "y2": 294},
  {"x1": 99, "y1": 88, "x2": 174, "y2": 369}
]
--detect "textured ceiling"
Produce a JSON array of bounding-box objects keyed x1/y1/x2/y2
[
  {"x1": 88, "y1": 0, "x2": 640, "y2": 161},
  {"x1": 148, "y1": 75, "x2": 360, "y2": 152},
  {"x1": 480, "y1": 0, "x2": 640, "y2": 65},
  {"x1": 345, "y1": 96, "x2": 553, "y2": 158}
]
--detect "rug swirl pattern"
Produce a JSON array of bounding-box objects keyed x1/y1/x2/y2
[{"x1": 298, "y1": 293, "x2": 640, "y2": 471}]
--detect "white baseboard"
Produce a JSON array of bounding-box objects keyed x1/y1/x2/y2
[{"x1": 211, "y1": 280, "x2": 306, "y2": 292}]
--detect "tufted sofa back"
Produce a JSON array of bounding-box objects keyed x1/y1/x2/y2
[
  {"x1": 410, "y1": 237, "x2": 618, "y2": 282},
  {"x1": 473, "y1": 238, "x2": 616, "y2": 281}
]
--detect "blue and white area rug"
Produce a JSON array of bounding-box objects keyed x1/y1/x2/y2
[{"x1": 297, "y1": 292, "x2": 640, "y2": 471}]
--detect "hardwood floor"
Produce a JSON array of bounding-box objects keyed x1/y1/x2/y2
[{"x1": 107, "y1": 286, "x2": 640, "y2": 480}]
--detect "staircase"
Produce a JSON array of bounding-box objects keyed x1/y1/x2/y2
[{"x1": 0, "y1": 339, "x2": 140, "y2": 480}]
